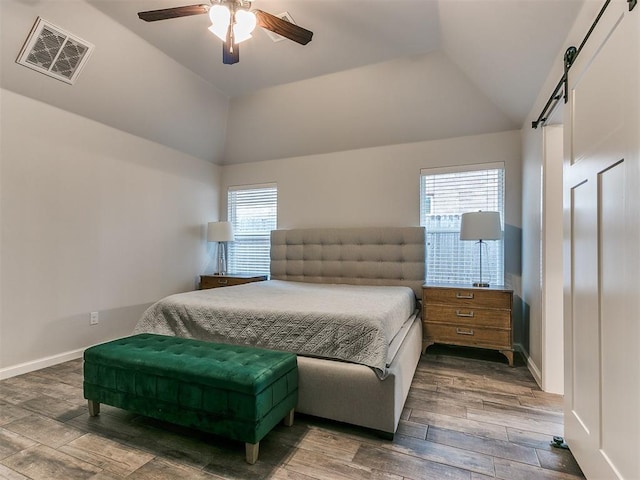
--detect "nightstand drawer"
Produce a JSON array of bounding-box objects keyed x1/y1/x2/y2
[
  {"x1": 424, "y1": 323, "x2": 510, "y2": 348},
  {"x1": 424, "y1": 305, "x2": 511, "y2": 328},
  {"x1": 200, "y1": 274, "x2": 267, "y2": 289},
  {"x1": 424, "y1": 288, "x2": 511, "y2": 310}
]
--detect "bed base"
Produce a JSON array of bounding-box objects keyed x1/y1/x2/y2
[{"x1": 295, "y1": 317, "x2": 422, "y2": 436}]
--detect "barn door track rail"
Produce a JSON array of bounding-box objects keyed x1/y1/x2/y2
[{"x1": 532, "y1": 0, "x2": 636, "y2": 129}]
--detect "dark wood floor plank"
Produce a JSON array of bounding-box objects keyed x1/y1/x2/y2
[
  {"x1": 0, "y1": 463, "x2": 31, "y2": 479},
  {"x1": 0, "y1": 381, "x2": 41, "y2": 406},
  {"x1": 18, "y1": 393, "x2": 86, "y2": 423},
  {"x1": 407, "y1": 386, "x2": 485, "y2": 410},
  {"x1": 0, "y1": 428, "x2": 38, "y2": 461},
  {"x1": 494, "y1": 457, "x2": 585, "y2": 480},
  {"x1": 285, "y1": 447, "x2": 393, "y2": 480},
  {"x1": 467, "y1": 408, "x2": 564, "y2": 437},
  {"x1": 409, "y1": 408, "x2": 510, "y2": 441},
  {"x1": 352, "y1": 443, "x2": 472, "y2": 480},
  {"x1": 268, "y1": 464, "x2": 340, "y2": 480},
  {"x1": 482, "y1": 401, "x2": 563, "y2": 425},
  {"x1": 395, "y1": 419, "x2": 428, "y2": 439},
  {"x1": 2, "y1": 444, "x2": 102, "y2": 480},
  {"x1": 404, "y1": 394, "x2": 468, "y2": 419},
  {"x1": 518, "y1": 393, "x2": 564, "y2": 412},
  {"x1": 435, "y1": 384, "x2": 525, "y2": 408},
  {"x1": 536, "y1": 447, "x2": 585, "y2": 477},
  {"x1": 426, "y1": 426, "x2": 540, "y2": 466},
  {"x1": 4, "y1": 414, "x2": 85, "y2": 449},
  {"x1": 389, "y1": 433, "x2": 496, "y2": 476},
  {"x1": 128, "y1": 457, "x2": 220, "y2": 479},
  {"x1": 506, "y1": 427, "x2": 560, "y2": 450},
  {"x1": 452, "y1": 376, "x2": 536, "y2": 397},
  {"x1": 0, "y1": 402, "x2": 31, "y2": 426}
]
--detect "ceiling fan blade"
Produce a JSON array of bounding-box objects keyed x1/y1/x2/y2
[
  {"x1": 254, "y1": 10, "x2": 313, "y2": 45},
  {"x1": 138, "y1": 4, "x2": 209, "y2": 22}
]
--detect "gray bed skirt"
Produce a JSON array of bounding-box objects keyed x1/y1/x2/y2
[{"x1": 296, "y1": 316, "x2": 422, "y2": 435}]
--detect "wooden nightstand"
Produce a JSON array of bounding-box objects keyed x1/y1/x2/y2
[
  {"x1": 199, "y1": 274, "x2": 267, "y2": 290},
  {"x1": 422, "y1": 284, "x2": 514, "y2": 366}
]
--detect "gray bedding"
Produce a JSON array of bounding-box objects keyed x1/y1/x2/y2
[{"x1": 134, "y1": 280, "x2": 416, "y2": 378}]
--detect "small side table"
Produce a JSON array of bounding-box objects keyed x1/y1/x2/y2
[
  {"x1": 422, "y1": 284, "x2": 514, "y2": 366},
  {"x1": 200, "y1": 274, "x2": 267, "y2": 290}
]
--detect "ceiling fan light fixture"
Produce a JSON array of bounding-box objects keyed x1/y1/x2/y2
[
  {"x1": 208, "y1": 4, "x2": 230, "y2": 41},
  {"x1": 137, "y1": 1, "x2": 313, "y2": 64},
  {"x1": 233, "y1": 9, "x2": 256, "y2": 43},
  {"x1": 208, "y1": 5, "x2": 255, "y2": 44}
]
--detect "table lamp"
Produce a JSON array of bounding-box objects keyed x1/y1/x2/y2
[
  {"x1": 460, "y1": 211, "x2": 501, "y2": 287},
  {"x1": 207, "y1": 221, "x2": 234, "y2": 275}
]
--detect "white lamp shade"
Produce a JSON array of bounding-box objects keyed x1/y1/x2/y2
[
  {"x1": 207, "y1": 221, "x2": 234, "y2": 242},
  {"x1": 460, "y1": 211, "x2": 501, "y2": 240}
]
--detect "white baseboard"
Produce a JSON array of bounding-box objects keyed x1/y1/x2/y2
[
  {"x1": 527, "y1": 357, "x2": 543, "y2": 389},
  {"x1": 513, "y1": 342, "x2": 543, "y2": 389},
  {"x1": 0, "y1": 348, "x2": 85, "y2": 380},
  {"x1": 525, "y1": 354, "x2": 543, "y2": 390}
]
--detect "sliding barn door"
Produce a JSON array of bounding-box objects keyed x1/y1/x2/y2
[{"x1": 563, "y1": 2, "x2": 639, "y2": 478}]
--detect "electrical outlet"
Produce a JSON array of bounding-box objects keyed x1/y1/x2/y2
[{"x1": 90, "y1": 311, "x2": 99, "y2": 325}]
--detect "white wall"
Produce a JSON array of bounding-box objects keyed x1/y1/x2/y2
[
  {"x1": 541, "y1": 125, "x2": 564, "y2": 394},
  {"x1": 1, "y1": 0, "x2": 229, "y2": 163},
  {"x1": 222, "y1": 130, "x2": 521, "y2": 227},
  {"x1": 521, "y1": 125, "x2": 544, "y2": 377},
  {"x1": 0, "y1": 89, "x2": 221, "y2": 376},
  {"x1": 520, "y1": 0, "x2": 605, "y2": 391},
  {"x1": 221, "y1": 130, "x2": 524, "y2": 340},
  {"x1": 223, "y1": 51, "x2": 515, "y2": 165}
]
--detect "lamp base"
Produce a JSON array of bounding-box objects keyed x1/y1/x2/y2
[{"x1": 472, "y1": 282, "x2": 490, "y2": 288}]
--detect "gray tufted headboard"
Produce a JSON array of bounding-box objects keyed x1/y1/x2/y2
[{"x1": 270, "y1": 227, "x2": 426, "y2": 298}]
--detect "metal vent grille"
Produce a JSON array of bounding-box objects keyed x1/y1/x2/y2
[{"x1": 16, "y1": 17, "x2": 94, "y2": 84}]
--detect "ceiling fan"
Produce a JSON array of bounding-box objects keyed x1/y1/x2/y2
[{"x1": 137, "y1": 0, "x2": 313, "y2": 65}]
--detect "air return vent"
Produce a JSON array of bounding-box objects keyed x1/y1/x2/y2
[{"x1": 16, "y1": 17, "x2": 94, "y2": 85}]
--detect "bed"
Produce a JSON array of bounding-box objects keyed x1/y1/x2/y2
[{"x1": 134, "y1": 226, "x2": 425, "y2": 437}]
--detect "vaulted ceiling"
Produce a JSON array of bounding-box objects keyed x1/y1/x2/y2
[{"x1": 1, "y1": 0, "x2": 584, "y2": 164}]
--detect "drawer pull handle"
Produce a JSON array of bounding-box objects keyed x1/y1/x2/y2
[
  {"x1": 455, "y1": 292, "x2": 474, "y2": 299},
  {"x1": 217, "y1": 279, "x2": 228, "y2": 285},
  {"x1": 456, "y1": 310, "x2": 474, "y2": 318},
  {"x1": 456, "y1": 328, "x2": 474, "y2": 336}
]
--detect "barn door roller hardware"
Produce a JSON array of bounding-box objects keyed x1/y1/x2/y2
[{"x1": 532, "y1": 0, "x2": 635, "y2": 129}]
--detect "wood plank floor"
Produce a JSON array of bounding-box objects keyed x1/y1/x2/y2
[{"x1": 0, "y1": 345, "x2": 585, "y2": 480}]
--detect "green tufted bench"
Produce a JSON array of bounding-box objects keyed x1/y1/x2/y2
[{"x1": 83, "y1": 333, "x2": 298, "y2": 464}]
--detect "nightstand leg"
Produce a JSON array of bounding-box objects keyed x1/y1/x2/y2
[
  {"x1": 422, "y1": 340, "x2": 435, "y2": 355},
  {"x1": 500, "y1": 350, "x2": 514, "y2": 367}
]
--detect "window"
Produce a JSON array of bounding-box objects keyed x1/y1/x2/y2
[
  {"x1": 227, "y1": 184, "x2": 277, "y2": 276},
  {"x1": 420, "y1": 163, "x2": 505, "y2": 285}
]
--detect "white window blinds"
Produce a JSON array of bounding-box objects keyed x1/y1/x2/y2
[
  {"x1": 420, "y1": 163, "x2": 505, "y2": 285},
  {"x1": 227, "y1": 184, "x2": 277, "y2": 276}
]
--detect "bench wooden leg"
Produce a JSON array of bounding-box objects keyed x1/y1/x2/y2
[
  {"x1": 283, "y1": 408, "x2": 294, "y2": 427},
  {"x1": 245, "y1": 442, "x2": 259, "y2": 464},
  {"x1": 88, "y1": 400, "x2": 100, "y2": 417}
]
